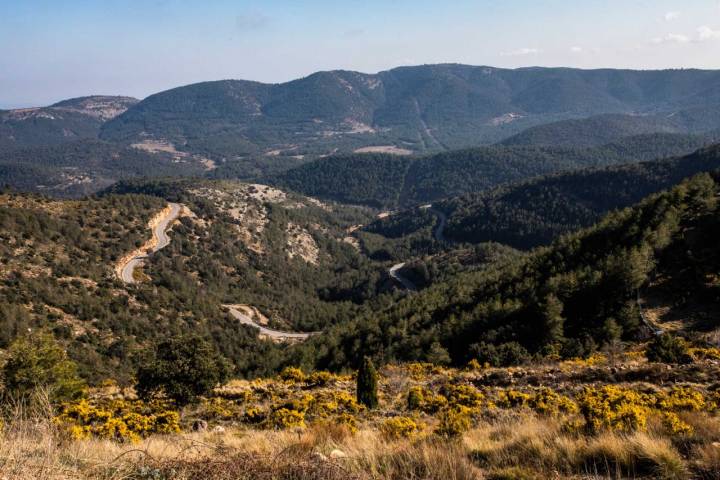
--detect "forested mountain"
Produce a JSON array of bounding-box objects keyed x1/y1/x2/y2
[
  {"x1": 365, "y1": 144, "x2": 720, "y2": 252},
  {"x1": 290, "y1": 173, "x2": 720, "y2": 369},
  {"x1": 270, "y1": 135, "x2": 716, "y2": 208},
  {"x1": 0, "y1": 96, "x2": 137, "y2": 150},
  {"x1": 501, "y1": 111, "x2": 720, "y2": 147},
  {"x1": 101, "y1": 65, "x2": 720, "y2": 158},
  {"x1": 0, "y1": 140, "x2": 208, "y2": 197}
]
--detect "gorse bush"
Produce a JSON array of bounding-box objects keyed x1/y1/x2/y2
[{"x1": 54, "y1": 398, "x2": 180, "y2": 442}]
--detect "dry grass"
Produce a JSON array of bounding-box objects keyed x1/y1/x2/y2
[{"x1": 3, "y1": 409, "x2": 719, "y2": 480}]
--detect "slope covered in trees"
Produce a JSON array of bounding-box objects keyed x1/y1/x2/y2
[
  {"x1": 439, "y1": 145, "x2": 720, "y2": 249},
  {"x1": 101, "y1": 65, "x2": 720, "y2": 158},
  {"x1": 0, "y1": 96, "x2": 137, "y2": 150},
  {"x1": 271, "y1": 137, "x2": 716, "y2": 208},
  {"x1": 501, "y1": 113, "x2": 720, "y2": 147},
  {"x1": 292, "y1": 173, "x2": 720, "y2": 369}
]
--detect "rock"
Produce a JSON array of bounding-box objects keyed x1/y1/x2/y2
[
  {"x1": 211, "y1": 425, "x2": 226, "y2": 434},
  {"x1": 329, "y1": 449, "x2": 347, "y2": 459},
  {"x1": 192, "y1": 420, "x2": 208, "y2": 431},
  {"x1": 311, "y1": 452, "x2": 328, "y2": 462}
]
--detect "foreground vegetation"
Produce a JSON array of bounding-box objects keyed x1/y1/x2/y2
[{"x1": 2, "y1": 345, "x2": 720, "y2": 479}]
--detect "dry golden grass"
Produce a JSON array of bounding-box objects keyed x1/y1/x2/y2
[{"x1": 3, "y1": 409, "x2": 720, "y2": 480}]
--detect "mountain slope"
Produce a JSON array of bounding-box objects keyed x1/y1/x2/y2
[
  {"x1": 0, "y1": 96, "x2": 138, "y2": 150},
  {"x1": 365, "y1": 144, "x2": 720, "y2": 253},
  {"x1": 295, "y1": 172, "x2": 720, "y2": 368},
  {"x1": 101, "y1": 65, "x2": 720, "y2": 158},
  {"x1": 501, "y1": 111, "x2": 720, "y2": 147},
  {"x1": 270, "y1": 136, "x2": 716, "y2": 209}
]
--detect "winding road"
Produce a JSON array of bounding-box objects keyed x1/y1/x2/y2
[
  {"x1": 224, "y1": 305, "x2": 319, "y2": 341},
  {"x1": 388, "y1": 205, "x2": 448, "y2": 291},
  {"x1": 118, "y1": 203, "x2": 182, "y2": 284}
]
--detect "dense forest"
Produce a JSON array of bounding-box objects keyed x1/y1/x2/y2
[
  {"x1": 364, "y1": 145, "x2": 720, "y2": 253},
  {"x1": 270, "y1": 135, "x2": 716, "y2": 209},
  {"x1": 287, "y1": 173, "x2": 720, "y2": 370}
]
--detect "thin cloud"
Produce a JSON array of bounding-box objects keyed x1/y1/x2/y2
[
  {"x1": 650, "y1": 33, "x2": 690, "y2": 44},
  {"x1": 698, "y1": 25, "x2": 720, "y2": 40},
  {"x1": 664, "y1": 11, "x2": 680, "y2": 21},
  {"x1": 501, "y1": 47, "x2": 541, "y2": 56},
  {"x1": 570, "y1": 46, "x2": 583, "y2": 53}
]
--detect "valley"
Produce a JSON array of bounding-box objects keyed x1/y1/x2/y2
[{"x1": 1, "y1": 61, "x2": 720, "y2": 480}]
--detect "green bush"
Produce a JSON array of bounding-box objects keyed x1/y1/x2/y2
[
  {"x1": 356, "y1": 356, "x2": 378, "y2": 409},
  {"x1": 645, "y1": 334, "x2": 692, "y2": 364},
  {"x1": 0, "y1": 331, "x2": 85, "y2": 403},
  {"x1": 136, "y1": 335, "x2": 231, "y2": 406}
]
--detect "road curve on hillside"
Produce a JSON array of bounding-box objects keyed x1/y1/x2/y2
[
  {"x1": 388, "y1": 206, "x2": 448, "y2": 291},
  {"x1": 224, "y1": 305, "x2": 319, "y2": 340},
  {"x1": 119, "y1": 202, "x2": 182, "y2": 284}
]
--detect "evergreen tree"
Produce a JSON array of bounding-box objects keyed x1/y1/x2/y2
[
  {"x1": 356, "y1": 356, "x2": 379, "y2": 409},
  {"x1": 540, "y1": 293, "x2": 565, "y2": 346}
]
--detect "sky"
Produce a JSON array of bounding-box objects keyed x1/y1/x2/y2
[{"x1": 1, "y1": 0, "x2": 720, "y2": 108}]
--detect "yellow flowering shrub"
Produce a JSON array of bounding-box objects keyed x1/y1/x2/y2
[
  {"x1": 435, "y1": 406, "x2": 473, "y2": 437},
  {"x1": 689, "y1": 347, "x2": 720, "y2": 361},
  {"x1": 406, "y1": 386, "x2": 448, "y2": 413},
  {"x1": 662, "y1": 411, "x2": 693, "y2": 435},
  {"x1": 657, "y1": 386, "x2": 706, "y2": 412},
  {"x1": 266, "y1": 408, "x2": 305, "y2": 429},
  {"x1": 381, "y1": 416, "x2": 421, "y2": 439},
  {"x1": 443, "y1": 384, "x2": 484, "y2": 409},
  {"x1": 200, "y1": 397, "x2": 242, "y2": 420},
  {"x1": 244, "y1": 406, "x2": 266, "y2": 424},
  {"x1": 306, "y1": 371, "x2": 334, "y2": 387},
  {"x1": 54, "y1": 399, "x2": 180, "y2": 442},
  {"x1": 278, "y1": 366, "x2": 305, "y2": 383},
  {"x1": 577, "y1": 386, "x2": 652, "y2": 432}
]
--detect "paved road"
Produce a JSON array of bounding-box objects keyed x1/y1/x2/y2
[
  {"x1": 224, "y1": 305, "x2": 319, "y2": 340},
  {"x1": 389, "y1": 262, "x2": 418, "y2": 291},
  {"x1": 388, "y1": 206, "x2": 447, "y2": 291},
  {"x1": 119, "y1": 203, "x2": 182, "y2": 284}
]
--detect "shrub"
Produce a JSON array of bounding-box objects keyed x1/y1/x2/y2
[
  {"x1": 0, "y1": 331, "x2": 85, "y2": 403},
  {"x1": 436, "y1": 406, "x2": 472, "y2": 437},
  {"x1": 645, "y1": 334, "x2": 692, "y2": 364},
  {"x1": 279, "y1": 366, "x2": 305, "y2": 383},
  {"x1": 381, "y1": 416, "x2": 421, "y2": 439},
  {"x1": 266, "y1": 408, "x2": 305, "y2": 429},
  {"x1": 578, "y1": 386, "x2": 652, "y2": 432},
  {"x1": 356, "y1": 356, "x2": 378, "y2": 409},
  {"x1": 136, "y1": 335, "x2": 231, "y2": 406},
  {"x1": 406, "y1": 386, "x2": 448, "y2": 413},
  {"x1": 306, "y1": 371, "x2": 333, "y2": 387}
]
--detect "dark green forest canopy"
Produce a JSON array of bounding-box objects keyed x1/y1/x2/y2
[{"x1": 286, "y1": 173, "x2": 719, "y2": 370}]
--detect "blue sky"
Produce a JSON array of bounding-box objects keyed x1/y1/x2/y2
[{"x1": 1, "y1": 0, "x2": 720, "y2": 108}]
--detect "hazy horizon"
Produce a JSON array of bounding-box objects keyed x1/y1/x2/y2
[{"x1": 2, "y1": 0, "x2": 720, "y2": 108}]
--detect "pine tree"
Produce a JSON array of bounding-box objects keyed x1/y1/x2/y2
[{"x1": 356, "y1": 356, "x2": 379, "y2": 409}]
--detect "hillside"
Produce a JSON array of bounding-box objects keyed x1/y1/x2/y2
[
  {"x1": 501, "y1": 112, "x2": 720, "y2": 147},
  {"x1": 0, "y1": 140, "x2": 210, "y2": 197},
  {"x1": 363, "y1": 145, "x2": 720, "y2": 256},
  {"x1": 101, "y1": 65, "x2": 720, "y2": 159},
  {"x1": 0, "y1": 96, "x2": 137, "y2": 150},
  {"x1": 291, "y1": 173, "x2": 720, "y2": 370},
  {"x1": 270, "y1": 137, "x2": 716, "y2": 209},
  {"x1": 0, "y1": 180, "x2": 408, "y2": 381}
]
